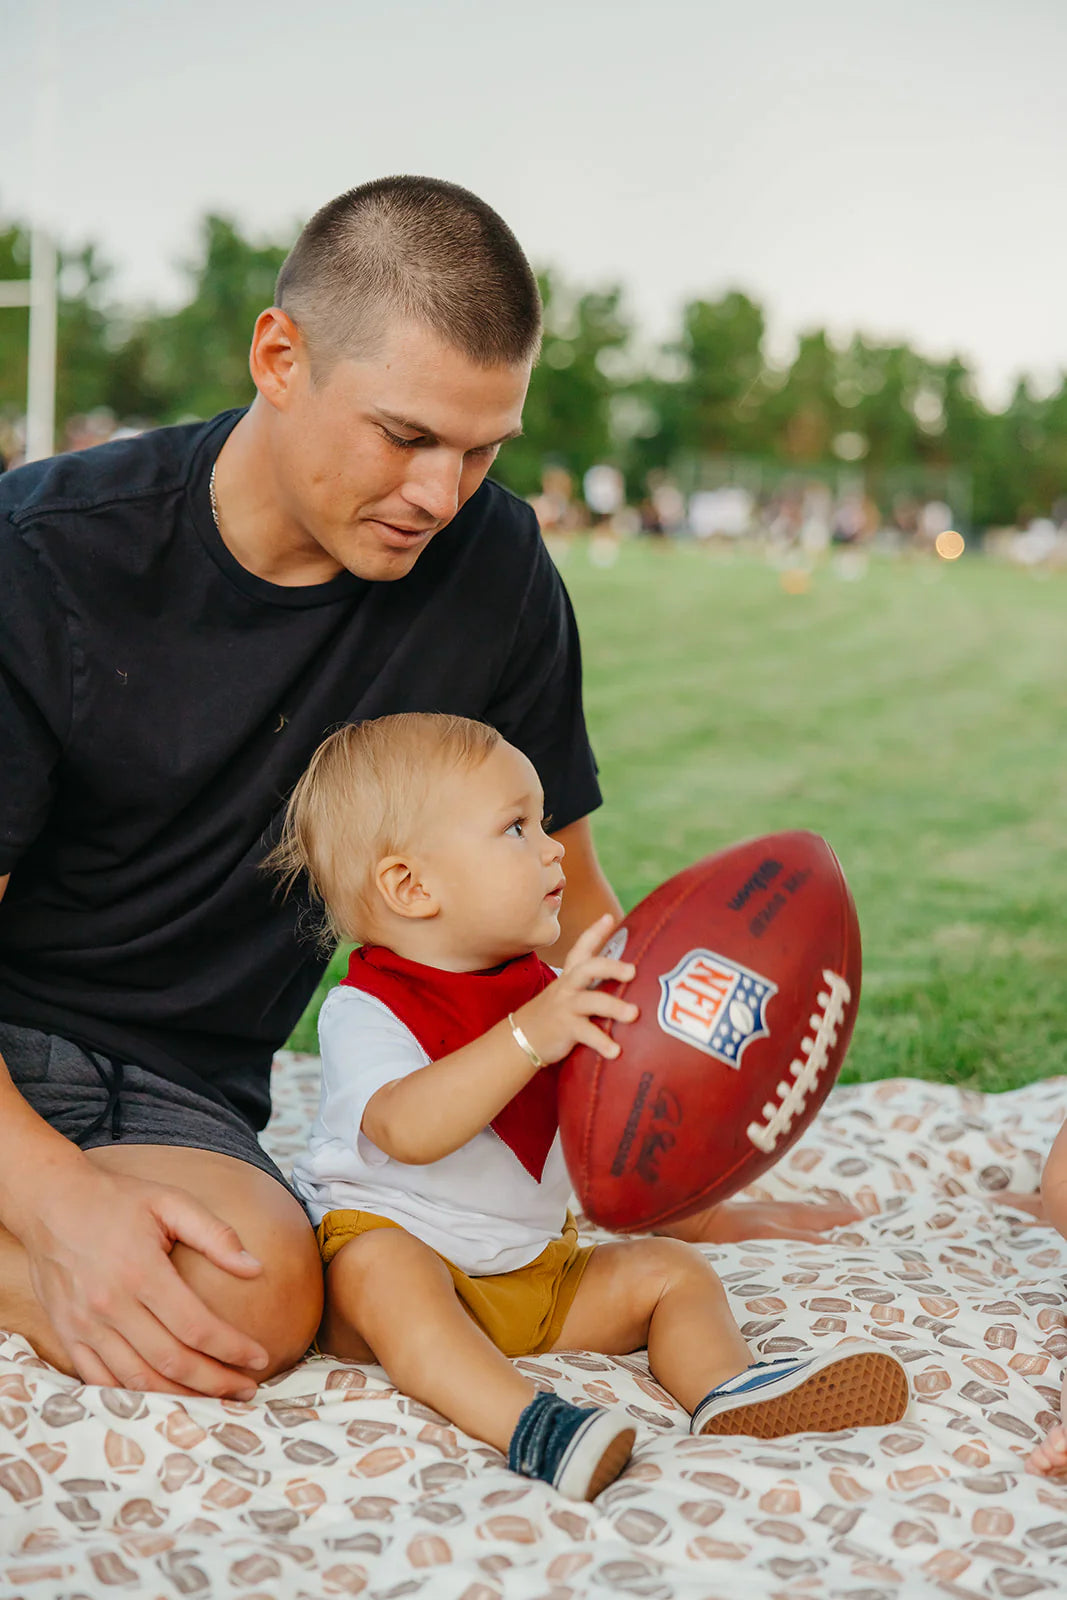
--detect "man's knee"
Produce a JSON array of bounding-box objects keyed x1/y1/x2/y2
[
  {"x1": 173, "y1": 1187, "x2": 323, "y2": 1377},
  {"x1": 244, "y1": 1207, "x2": 322, "y2": 1377},
  {"x1": 259, "y1": 1232, "x2": 323, "y2": 1377},
  {"x1": 93, "y1": 1145, "x2": 326, "y2": 1378}
]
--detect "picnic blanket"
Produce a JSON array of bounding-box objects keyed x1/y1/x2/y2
[{"x1": 2, "y1": 1060, "x2": 1066, "y2": 1600}]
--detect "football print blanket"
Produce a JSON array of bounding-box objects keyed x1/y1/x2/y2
[{"x1": 1, "y1": 1058, "x2": 1065, "y2": 1599}]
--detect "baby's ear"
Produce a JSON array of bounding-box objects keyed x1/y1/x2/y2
[{"x1": 375, "y1": 855, "x2": 439, "y2": 920}]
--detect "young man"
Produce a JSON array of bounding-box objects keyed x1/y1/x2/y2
[{"x1": 0, "y1": 177, "x2": 853, "y2": 1403}]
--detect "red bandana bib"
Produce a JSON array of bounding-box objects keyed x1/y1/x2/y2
[{"x1": 341, "y1": 945, "x2": 561, "y2": 1181}]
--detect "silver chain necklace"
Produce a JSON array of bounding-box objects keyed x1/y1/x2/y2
[{"x1": 208, "y1": 462, "x2": 220, "y2": 529}]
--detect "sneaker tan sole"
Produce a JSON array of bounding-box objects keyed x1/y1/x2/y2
[
  {"x1": 698, "y1": 1350, "x2": 909, "y2": 1439},
  {"x1": 585, "y1": 1425, "x2": 637, "y2": 1499}
]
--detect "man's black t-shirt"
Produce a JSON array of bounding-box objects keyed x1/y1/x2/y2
[{"x1": 0, "y1": 410, "x2": 601, "y2": 1129}]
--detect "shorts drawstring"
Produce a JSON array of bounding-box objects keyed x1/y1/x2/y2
[{"x1": 80, "y1": 1054, "x2": 125, "y2": 1143}]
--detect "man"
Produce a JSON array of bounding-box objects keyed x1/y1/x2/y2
[{"x1": 0, "y1": 177, "x2": 853, "y2": 1403}]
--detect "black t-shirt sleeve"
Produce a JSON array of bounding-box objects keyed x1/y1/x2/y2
[
  {"x1": 483, "y1": 518, "x2": 602, "y2": 833},
  {"x1": 0, "y1": 521, "x2": 73, "y2": 873}
]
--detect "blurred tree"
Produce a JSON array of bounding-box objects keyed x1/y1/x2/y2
[
  {"x1": 932, "y1": 355, "x2": 997, "y2": 525},
  {"x1": 763, "y1": 328, "x2": 841, "y2": 465},
  {"x1": 494, "y1": 269, "x2": 632, "y2": 497},
  {"x1": 98, "y1": 322, "x2": 172, "y2": 422},
  {"x1": 931, "y1": 357, "x2": 986, "y2": 464},
  {"x1": 664, "y1": 292, "x2": 765, "y2": 453},
  {"x1": 54, "y1": 243, "x2": 120, "y2": 422},
  {"x1": 1034, "y1": 377, "x2": 1067, "y2": 523},
  {"x1": 983, "y1": 379, "x2": 1048, "y2": 528},
  {"x1": 852, "y1": 343, "x2": 926, "y2": 477},
  {"x1": 0, "y1": 225, "x2": 31, "y2": 416},
  {"x1": 671, "y1": 292, "x2": 767, "y2": 454},
  {"x1": 622, "y1": 291, "x2": 768, "y2": 492},
  {"x1": 141, "y1": 214, "x2": 289, "y2": 422}
]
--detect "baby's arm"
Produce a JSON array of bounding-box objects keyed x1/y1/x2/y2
[{"x1": 363, "y1": 915, "x2": 636, "y2": 1165}]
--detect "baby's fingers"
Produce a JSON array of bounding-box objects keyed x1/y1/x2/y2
[
  {"x1": 573, "y1": 1019, "x2": 624, "y2": 1060},
  {"x1": 582, "y1": 957, "x2": 637, "y2": 989},
  {"x1": 579, "y1": 991, "x2": 639, "y2": 1027},
  {"x1": 563, "y1": 915, "x2": 619, "y2": 971}
]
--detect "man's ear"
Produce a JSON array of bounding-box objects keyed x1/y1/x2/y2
[
  {"x1": 375, "y1": 856, "x2": 439, "y2": 921},
  {"x1": 249, "y1": 307, "x2": 307, "y2": 411}
]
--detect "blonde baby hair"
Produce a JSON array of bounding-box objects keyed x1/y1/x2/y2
[{"x1": 266, "y1": 712, "x2": 502, "y2": 947}]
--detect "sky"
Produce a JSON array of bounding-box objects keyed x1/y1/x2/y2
[{"x1": 3, "y1": 0, "x2": 1065, "y2": 405}]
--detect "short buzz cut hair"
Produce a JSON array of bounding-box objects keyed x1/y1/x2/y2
[{"x1": 274, "y1": 175, "x2": 542, "y2": 374}]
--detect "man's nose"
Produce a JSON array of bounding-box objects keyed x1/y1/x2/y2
[{"x1": 404, "y1": 451, "x2": 463, "y2": 525}]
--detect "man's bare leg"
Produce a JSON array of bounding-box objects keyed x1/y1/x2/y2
[
  {"x1": 0, "y1": 1144, "x2": 322, "y2": 1388},
  {"x1": 657, "y1": 1197, "x2": 862, "y2": 1244}
]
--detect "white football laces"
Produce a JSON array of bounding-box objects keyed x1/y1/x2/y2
[{"x1": 746, "y1": 969, "x2": 852, "y2": 1153}]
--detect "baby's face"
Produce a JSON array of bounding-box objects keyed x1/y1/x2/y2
[{"x1": 418, "y1": 741, "x2": 566, "y2": 968}]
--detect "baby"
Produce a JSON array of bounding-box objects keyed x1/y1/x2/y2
[{"x1": 273, "y1": 713, "x2": 908, "y2": 1500}]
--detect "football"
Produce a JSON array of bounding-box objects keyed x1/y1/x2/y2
[{"x1": 558, "y1": 831, "x2": 862, "y2": 1232}]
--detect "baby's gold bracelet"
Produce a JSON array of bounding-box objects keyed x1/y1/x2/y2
[{"x1": 508, "y1": 1012, "x2": 544, "y2": 1069}]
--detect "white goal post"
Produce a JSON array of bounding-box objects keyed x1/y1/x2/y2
[{"x1": 0, "y1": 226, "x2": 57, "y2": 463}]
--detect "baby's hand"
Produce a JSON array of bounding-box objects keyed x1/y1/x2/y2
[{"x1": 513, "y1": 914, "x2": 638, "y2": 1065}]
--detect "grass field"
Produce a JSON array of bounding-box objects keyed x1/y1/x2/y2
[{"x1": 289, "y1": 543, "x2": 1067, "y2": 1094}]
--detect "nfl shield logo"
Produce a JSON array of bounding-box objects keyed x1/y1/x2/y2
[{"x1": 657, "y1": 949, "x2": 776, "y2": 1068}]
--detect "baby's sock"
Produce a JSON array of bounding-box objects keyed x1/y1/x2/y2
[{"x1": 507, "y1": 1391, "x2": 634, "y2": 1500}]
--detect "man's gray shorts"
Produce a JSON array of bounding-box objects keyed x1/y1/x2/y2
[{"x1": 0, "y1": 1021, "x2": 293, "y2": 1195}]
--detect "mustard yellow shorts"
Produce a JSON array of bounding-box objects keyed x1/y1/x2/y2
[{"x1": 316, "y1": 1208, "x2": 595, "y2": 1358}]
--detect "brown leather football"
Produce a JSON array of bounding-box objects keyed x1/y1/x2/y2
[{"x1": 558, "y1": 831, "x2": 862, "y2": 1231}]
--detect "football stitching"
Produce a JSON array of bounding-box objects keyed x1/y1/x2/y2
[{"x1": 745, "y1": 968, "x2": 852, "y2": 1153}]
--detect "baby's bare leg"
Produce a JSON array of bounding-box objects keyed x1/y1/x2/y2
[
  {"x1": 551, "y1": 1238, "x2": 750, "y2": 1411},
  {"x1": 320, "y1": 1228, "x2": 536, "y2": 1452},
  {"x1": 1025, "y1": 1368, "x2": 1067, "y2": 1478}
]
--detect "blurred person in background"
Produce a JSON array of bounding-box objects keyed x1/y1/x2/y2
[
  {"x1": 63, "y1": 409, "x2": 118, "y2": 453},
  {"x1": 0, "y1": 420, "x2": 21, "y2": 474}
]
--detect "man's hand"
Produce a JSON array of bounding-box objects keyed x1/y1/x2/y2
[
  {"x1": 658, "y1": 1196, "x2": 863, "y2": 1245},
  {"x1": 20, "y1": 1162, "x2": 270, "y2": 1397}
]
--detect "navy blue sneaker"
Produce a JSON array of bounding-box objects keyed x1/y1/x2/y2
[
  {"x1": 691, "y1": 1342, "x2": 909, "y2": 1438},
  {"x1": 508, "y1": 1392, "x2": 634, "y2": 1500}
]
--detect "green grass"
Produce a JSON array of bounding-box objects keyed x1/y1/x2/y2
[{"x1": 289, "y1": 544, "x2": 1067, "y2": 1092}]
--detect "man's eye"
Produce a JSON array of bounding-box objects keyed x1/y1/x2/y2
[
  {"x1": 505, "y1": 819, "x2": 525, "y2": 838},
  {"x1": 382, "y1": 429, "x2": 424, "y2": 449}
]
